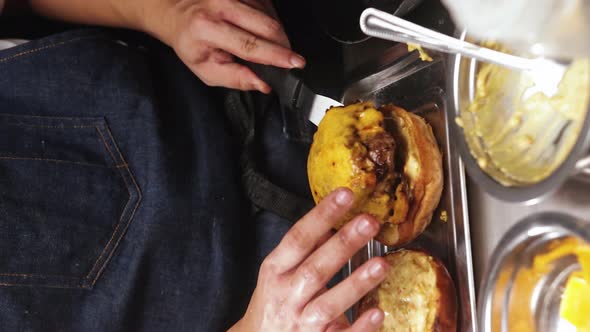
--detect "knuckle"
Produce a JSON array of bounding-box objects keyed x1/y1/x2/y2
[
  {"x1": 266, "y1": 18, "x2": 282, "y2": 33},
  {"x1": 259, "y1": 258, "x2": 278, "y2": 278},
  {"x1": 284, "y1": 226, "x2": 310, "y2": 252},
  {"x1": 192, "y1": 10, "x2": 210, "y2": 22},
  {"x1": 337, "y1": 226, "x2": 357, "y2": 249},
  {"x1": 315, "y1": 199, "x2": 341, "y2": 221},
  {"x1": 240, "y1": 35, "x2": 259, "y2": 54},
  {"x1": 237, "y1": 67, "x2": 255, "y2": 90},
  {"x1": 215, "y1": 6, "x2": 232, "y2": 21},
  {"x1": 298, "y1": 262, "x2": 322, "y2": 284},
  {"x1": 191, "y1": 10, "x2": 214, "y2": 33},
  {"x1": 349, "y1": 273, "x2": 368, "y2": 295},
  {"x1": 306, "y1": 300, "x2": 337, "y2": 324}
]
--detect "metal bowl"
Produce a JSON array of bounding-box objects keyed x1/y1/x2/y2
[
  {"x1": 478, "y1": 212, "x2": 590, "y2": 332},
  {"x1": 447, "y1": 32, "x2": 590, "y2": 202}
]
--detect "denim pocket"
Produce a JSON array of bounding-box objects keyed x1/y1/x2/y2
[{"x1": 0, "y1": 114, "x2": 141, "y2": 289}]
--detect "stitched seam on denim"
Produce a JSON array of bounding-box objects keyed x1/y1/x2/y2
[
  {"x1": 0, "y1": 156, "x2": 109, "y2": 168},
  {"x1": 91, "y1": 167, "x2": 142, "y2": 285},
  {"x1": 85, "y1": 126, "x2": 130, "y2": 277},
  {"x1": 89, "y1": 125, "x2": 142, "y2": 285},
  {"x1": 85, "y1": 124, "x2": 141, "y2": 285},
  {"x1": 1, "y1": 124, "x2": 99, "y2": 129},
  {"x1": 95, "y1": 126, "x2": 119, "y2": 164},
  {"x1": 0, "y1": 113, "x2": 103, "y2": 121},
  {"x1": 0, "y1": 122, "x2": 132, "y2": 288},
  {"x1": 0, "y1": 282, "x2": 83, "y2": 289},
  {"x1": 92, "y1": 126, "x2": 142, "y2": 285},
  {"x1": 0, "y1": 35, "x2": 140, "y2": 288},
  {"x1": 85, "y1": 172, "x2": 132, "y2": 280},
  {"x1": 0, "y1": 272, "x2": 78, "y2": 278},
  {"x1": 0, "y1": 36, "x2": 98, "y2": 64}
]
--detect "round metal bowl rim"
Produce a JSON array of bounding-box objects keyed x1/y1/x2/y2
[
  {"x1": 446, "y1": 33, "x2": 590, "y2": 203},
  {"x1": 476, "y1": 212, "x2": 590, "y2": 332}
]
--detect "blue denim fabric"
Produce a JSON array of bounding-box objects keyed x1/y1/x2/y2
[{"x1": 0, "y1": 29, "x2": 279, "y2": 331}]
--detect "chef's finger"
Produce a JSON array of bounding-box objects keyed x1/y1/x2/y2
[
  {"x1": 223, "y1": 1, "x2": 290, "y2": 48},
  {"x1": 264, "y1": 188, "x2": 354, "y2": 274},
  {"x1": 239, "y1": 0, "x2": 289, "y2": 47},
  {"x1": 188, "y1": 59, "x2": 270, "y2": 93},
  {"x1": 193, "y1": 18, "x2": 304, "y2": 68},
  {"x1": 291, "y1": 215, "x2": 381, "y2": 303},
  {"x1": 300, "y1": 257, "x2": 388, "y2": 325},
  {"x1": 341, "y1": 309, "x2": 384, "y2": 332}
]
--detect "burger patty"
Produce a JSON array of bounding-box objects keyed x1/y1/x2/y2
[
  {"x1": 362, "y1": 115, "x2": 408, "y2": 202},
  {"x1": 365, "y1": 131, "x2": 396, "y2": 181}
]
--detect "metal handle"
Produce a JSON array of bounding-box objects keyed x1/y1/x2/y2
[
  {"x1": 359, "y1": 8, "x2": 534, "y2": 71},
  {"x1": 575, "y1": 154, "x2": 590, "y2": 182}
]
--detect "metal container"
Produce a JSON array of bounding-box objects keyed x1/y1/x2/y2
[
  {"x1": 447, "y1": 32, "x2": 590, "y2": 203},
  {"x1": 340, "y1": 43, "x2": 477, "y2": 332},
  {"x1": 478, "y1": 212, "x2": 590, "y2": 332}
]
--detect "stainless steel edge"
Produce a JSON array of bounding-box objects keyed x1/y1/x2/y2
[
  {"x1": 477, "y1": 212, "x2": 590, "y2": 332},
  {"x1": 575, "y1": 154, "x2": 590, "y2": 182},
  {"x1": 451, "y1": 148, "x2": 478, "y2": 332},
  {"x1": 340, "y1": 47, "x2": 477, "y2": 331}
]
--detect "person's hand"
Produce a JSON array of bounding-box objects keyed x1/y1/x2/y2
[
  {"x1": 229, "y1": 188, "x2": 390, "y2": 332},
  {"x1": 140, "y1": 0, "x2": 304, "y2": 92}
]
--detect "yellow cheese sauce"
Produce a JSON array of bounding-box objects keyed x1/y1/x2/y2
[
  {"x1": 407, "y1": 43, "x2": 433, "y2": 62},
  {"x1": 459, "y1": 45, "x2": 590, "y2": 186},
  {"x1": 505, "y1": 238, "x2": 590, "y2": 332}
]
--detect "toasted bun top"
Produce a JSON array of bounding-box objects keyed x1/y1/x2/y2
[{"x1": 307, "y1": 102, "x2": 443, "y2": 246}]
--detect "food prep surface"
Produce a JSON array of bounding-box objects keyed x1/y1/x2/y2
[{"x1": 339, "y1": 44, "x2": 477, "y2": 331}]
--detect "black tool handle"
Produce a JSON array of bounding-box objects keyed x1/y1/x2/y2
[
  {"x1": 243, "y1": 61, "x2": 314, "y2": 143},
  {"x1": 245, "y1": 62, "x2": 303, "y2": 109}
]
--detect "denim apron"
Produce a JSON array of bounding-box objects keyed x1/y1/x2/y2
[{"x1": 0, "y1": 28, "x2": 265, "y2": 331}]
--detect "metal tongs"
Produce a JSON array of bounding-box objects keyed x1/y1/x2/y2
[{"x1": 359, "y1": 8, "x2": 567, "y2": 97}]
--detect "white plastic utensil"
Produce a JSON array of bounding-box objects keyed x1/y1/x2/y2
[{"x1": 359, "y1": 8, "x2": 567, "y2": 97}]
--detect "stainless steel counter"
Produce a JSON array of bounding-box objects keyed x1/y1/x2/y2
[
  {"x1": 467, "y1": 177, "x2": 590, "y2": 290},
  {"x1": 330, "y1": 2, "x2": 590, "y2": 330}
]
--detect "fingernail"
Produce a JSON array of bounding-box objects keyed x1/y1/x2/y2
[
  {"x1": 369, "y1": 262, "x2": 385, "y2": 278},
  {"x1": 290, "y1": 54, "x2": 306, "y2": 68},
  {"x1": 335, "y1": 189, "x2": 353, "y2": 206},
  {"x1": 370, "y1": 310, "x2": 384, "y2": 324},
  {"x1": 356, "y1": 217, "x2": 376, "y2": 236}
]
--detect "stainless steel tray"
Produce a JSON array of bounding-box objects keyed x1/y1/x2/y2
[{"x1": 339, "y1": 45, "x2": 477, "y2": 332}]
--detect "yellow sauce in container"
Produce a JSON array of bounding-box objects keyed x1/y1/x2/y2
[
  {"x1": 458, "y1": 44, "x2": 590, "y2": 186},
  {"x1": 503, "y1": 238, "x2": 590, "y2": 332}
]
